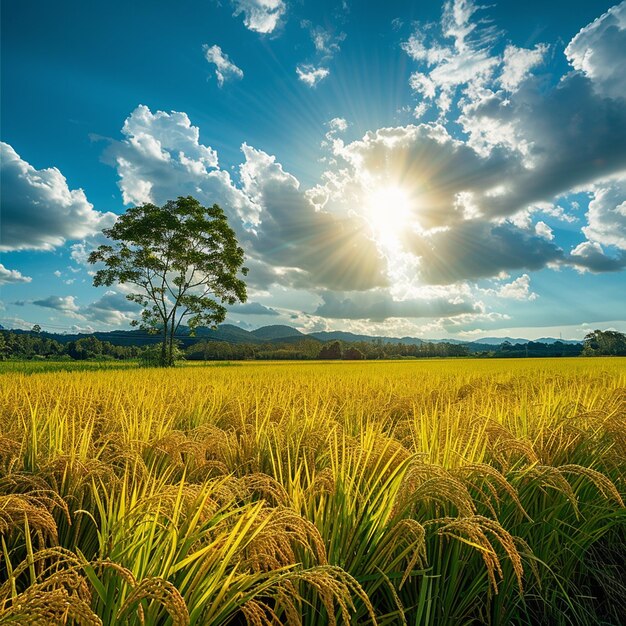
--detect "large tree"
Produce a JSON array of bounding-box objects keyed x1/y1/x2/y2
[
  {"x1": 582, "y1": 329, "x2": 626, "y2": 356},
  {"x1": 89, "y1": 196, "x2": 248, "y2": 366}
]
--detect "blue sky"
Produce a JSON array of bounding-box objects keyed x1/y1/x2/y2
[{"x1": 1, "y1": 0, "x2": 625, "y2": 339}]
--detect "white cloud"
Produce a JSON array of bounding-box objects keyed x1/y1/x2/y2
[
  {"x1": 0, "y1": 317, "x2": 32, "y2": 330},
  {"x1": 238, "y1": 143, "x2": 387, "y2": 290},
  {"x1": 0, "y1": 142, "x2": 116, "y2": 251},
  {"x1": 402, "y1": 0, "x2": 553, "y2": 126},
  {"x1": 296, "y1": 64, "x2": 330, "y2": 87},
  {"x1": 496, "y1": 274, "x2": 537, "y2": 301},
  {"x1": 500, "y1": 44, "x2": 548, "y2": 92},
  {"x1": 81, "y1": 291, "x2": 139, "y2": 326},
  {"x1": 565, "y1": 2, "x2": 626, "y2": 100},
  {"x1": 327, "y1": 117, "x2": 348, "y2": 133},
  {"x1": 458, "y1": 73, "x2": 626, "y2": 206},
  {"x1": 582, "y1": 177, "x2": 626, "y2": 249},
  {"x1": 301, "y1": 21, "x2": 345, "y2": 57},
  {"x1": 228, "y1": 301, "x2": 279, "y2": 316},
  {"x1": 569, "y1": 241, "x2": 626, "y2": 273},
  {"x1": 105, "y1": 105, "x2": 258, "y2": 224},
  {"x1": 203, "y1": 44, "x2": 243, "y2": 87},
  {"x1": 32, "y1": 295, "x2": 80, "y2": 314},
  {"x1": 401, "y1": 0, "x2": 501, "y2": 113},
  {"x1": 0, "y1": 264, "x2": 32, "y2": 285},
  {"x1": 535, "y1": 221, "x2": 554, "y2": 240},
  {"x1": 30, "y1": 291, "x2": 141, "y2": 327},
  {"x1": 231, "y1": 0, "x2": 285, "y2": 34},
  {"x1": 296, "y1": 22, "x2": 345, "y2": 87},
  {"x1": 99, "y1": 20, "x2": 626, "y2": 331}
]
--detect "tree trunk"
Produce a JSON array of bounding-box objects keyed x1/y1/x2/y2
[
  {"x1": 160, "y1": 327, "x2": 168, "y2": 367},
  {"x1": 168, "y1": 316, "x2": 176, "y2": 366}
]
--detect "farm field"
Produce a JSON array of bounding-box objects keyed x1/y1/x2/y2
[{"x1": 1, "y1": 358, "x2": 625, "y2": 625}]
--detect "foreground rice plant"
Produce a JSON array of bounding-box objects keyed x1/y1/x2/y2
[{"x1": 0, "y1": 358, "x2": 624, "y2": 624}]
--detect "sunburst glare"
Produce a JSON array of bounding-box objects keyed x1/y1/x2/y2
[{"x1": 364, "y1": 184, "x2": 415, "y2": 248}]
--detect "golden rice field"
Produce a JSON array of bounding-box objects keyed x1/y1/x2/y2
[{"x1": 1, "y1": 358, "x2": 625, "y2": 625}]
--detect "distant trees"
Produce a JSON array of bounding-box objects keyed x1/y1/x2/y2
[
  {"x1": 343, "y1": 346, "x2": 365, "y2": 360},
  {"x1": 582, "y1": 330, "x2": 626, "y2": 356},
  {"x1": 493, "y1": 341, "x2": 582, "y2": 358},
  {"x1": 6, "y1": 328, "x2": 606, "y2": 362},
  {"x1": 0, "y1": 330, "x2": 140, "y2": 361},
  {"x1": 318, "y1": 341, "x2": 342, "y2": 360}
]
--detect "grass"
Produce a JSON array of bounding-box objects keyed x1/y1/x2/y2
[{"x1": 0, "y1": 358, "x2": 624, "y2": 624}]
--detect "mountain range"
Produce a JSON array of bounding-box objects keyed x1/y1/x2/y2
[{"x1": 1, "y1": 323, "x2": 583, "y2": 349}]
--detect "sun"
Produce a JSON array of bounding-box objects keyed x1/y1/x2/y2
[{"x1": 364, "y1": 184, "x2": 414, "y2": 249}]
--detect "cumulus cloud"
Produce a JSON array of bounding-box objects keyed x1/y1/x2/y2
[
  {"x1": 32, "y1": 295, "x2": 80, "y2": 313},
  {"x1": 409, "y1": 220, "x2": 564, "y2": 284},
  {"x1": 313, "y1": 290, "x2": 479, "y2": 321},
  {"x1": 535, "y1": 221, "x2": 554, "y2": 240},
  {"x1": 231, "y1": 0, "x2": 285, "y2": 34},
  {"x1": 0, "y1": 142, "x2": 116, "y2": 251},
  {"x1": 203, "y1": 44, "x2": 243, "y2": 87},
  {"x1": 569, "y1": 241, "x2": 626, "y2": 273},
  {"x1": 459, "y1": 75, "x2": 626, "y2": 208},
  {"x1": 0, "y1": 264, "x2": 32, "y2": 285},
  {"x1": 500, "y1": 44, "x2": 548, "y2": 92},
  {"x1": 296, "y1": 65, "x2": 330, "y2": 87},
  {"x1": 565, "y1": 2, "x2": 626, "y2": 100},
  {"x1": 238, "y1": 143, "x2": 388, "y2": 291},
  {"x1": 310, "y1": 1, "x2": 626, "y2": 289},
  {"x1": 81, "y1": 291, "x2": 140, "y2": 326},
  {"x1": 316, "y1": 123, "x2": 512, "y2": 230},
  {"x1": 0, "y1": 317, "x2": 32, "y2": 330},
  {"x1": 229, "y1": 301, "x2": 279, "y2": 316},
  {"x1": 104, "y1": 105, "x2": 257, "y2": 224},
  {"x1": 582, "y1": 177, "x2": 626, "y2": 249},
  {"x1": 30, "y1": 291, "x2": 141, "y2": 326},
  {"x1": 495, "y1": 274, "x2": 537, "y2": 301}
]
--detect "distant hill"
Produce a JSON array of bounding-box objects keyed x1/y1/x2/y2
[
  {"x1": 251, "y1": 325, "x2": 306, "y2": 340},
  {"x1": 191, "y1": 324, "x2": 259, "y2": 344},
  {"x1": 310, "y1": 330, "x2": 425, "y2": 345},
  {"x1": 474, "y1": 336, "x2": 582, "y2": 346}
]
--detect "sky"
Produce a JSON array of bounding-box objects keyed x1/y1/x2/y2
[{"x1": 1, "y1": 0, "x2": 625, "y2": 340}]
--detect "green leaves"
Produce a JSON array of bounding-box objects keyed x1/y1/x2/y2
[{"x1": 89, "y1": 196, "x2": 247, "y2": 367}]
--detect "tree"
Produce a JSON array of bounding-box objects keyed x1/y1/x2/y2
[
  {"x1": 582, "y1": 329, "x2": 626, "y2": 356},
  {"x1": 318, "y1": 341, "x2": 342, "y2": 360},
  {"x1": 89, "y1": 196, "x2": 248, "y2": 366},
  {"x1": 343, "y1": 346, "x2": 365, "y2": 360}
]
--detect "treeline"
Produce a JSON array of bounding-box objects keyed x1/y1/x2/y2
[
  {"x1": 0, "y1": 331, "x2": 468, "y2": 361},
  {"x1": 1, "y1": 329, "x2": 623, "y2": 362},
  {"x1": 184, "y1": 339, "x2": 470, "y2": 361},
  {"x1": 486, "y1": 340, "x2": 583, "y2": 358},
  {"x1": 0, "y1": 331, "x2": 141, "y2": 361}
]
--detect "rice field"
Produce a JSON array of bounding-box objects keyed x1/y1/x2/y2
[{"x1": 0, "y1": 358, "x2": 625, "y2": 625}]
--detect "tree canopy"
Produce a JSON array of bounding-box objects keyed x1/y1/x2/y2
[
  {"x1": 582, "y1": 329, "x2": 626, "y2": 356},
  {"x1": 89, "y1": 196, "x2": 248, "y2": 366}
]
